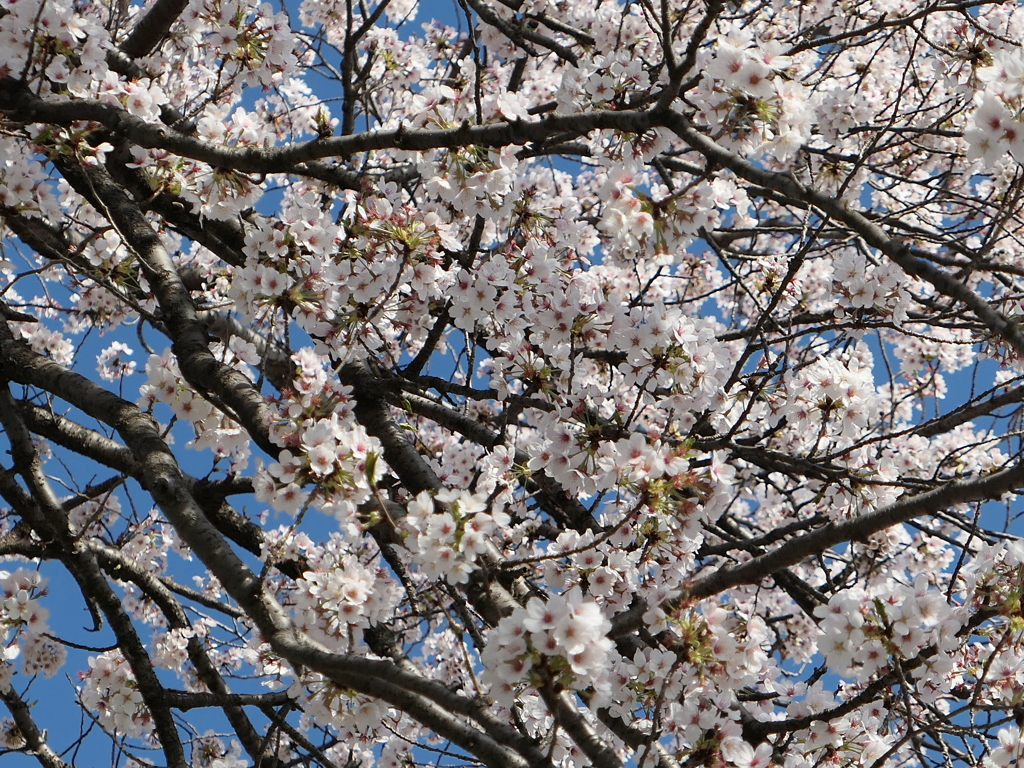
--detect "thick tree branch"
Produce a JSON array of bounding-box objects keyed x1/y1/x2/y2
[
  {"x1": 0, "y1": 685, "x2": 72, "y2": 768},
  {"x1": 0, "y1": 384, "x2": 188, "y2": 768},
  {"x1": 119, "y1": 0, "x2": 189, "y2": 59},
  {"x1": 52, "y1": 158, "x2": 278, "y2": 457},
  {"x1": 611, "y1": 457, "x2": 1024, "y2": 637},
  {"x1": 464, "y1": 0, "x2": 579, "y2": 65},
  {"x1": 163, "y1": 690, "x2": 292, "y2": 711},
  {"x1": 0, "y1": 84, "x2": 654, "y2": 172},
  {"x1": 690, "y1": 460, "x2": 1024, "y2": 598},
  {"x1": 15, "y1": 401, "x2": 293, "y2": 575}
]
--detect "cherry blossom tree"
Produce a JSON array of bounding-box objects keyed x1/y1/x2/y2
[{"x1": 4, "y1": 0, "x2": 1024, "y2": 766}]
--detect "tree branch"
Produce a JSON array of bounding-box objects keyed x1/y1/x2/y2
[{"x1": 118, "y1": 0, "x2": 189, "y2": 59}]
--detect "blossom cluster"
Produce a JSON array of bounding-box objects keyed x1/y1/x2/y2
[
  {"x1": 691, "y1": 30, "x2": 813, "y2": 161},
  {"x1": 256, "y1": 387, "x2": 383, "y2": 521},
  {"x1": 292, "y1": 556, "x2": 401, "y2": 647},
  {"x1": 229, "y1": 185, "x2": 456, "y2": 359},
  {"x1": 400, "y1": 488, "x2": 512, "y2": 583},
  {"x1": 779, "y1": 350, "x2": 883, "y2": 457},
  {"x1": 299, "y1": 677, "x2": 394, "y2": 740},
  {"x1": 480, "y1": 587, "x2": 616, "y2": 708},
  {"x1": 0, "y1": 0, "x2": 110, "y2": 97},
  {"x1": 424, "y1": 145, "x2": 520, "y2": 218},
  {"x1": 832, "y1": 248, "x2": 912, "y2": 322},
  {"x1": 967, "y1": 52, "x2": 1024, "y2": 166},
  {"x1": 182, "y1": 1, "x2": 297, "y2": 89},
  {"x1": 0, "y1": 569, "x2": 49, "y2": 641},
  {"x1": 78, "y1": 651, "x2": 152, "y2": 739},
  {"x1": 598, "y1": 172, "x2": 720, "y2": 260},
  {"x1": 815, "y1": 577, "x2": 963, "y2": 683},
  {"x1": 19, "y1": 633, "x2": 67, "y2": 678}
]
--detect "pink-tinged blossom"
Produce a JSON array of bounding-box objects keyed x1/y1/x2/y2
[
  {"x1": 79, "y1": 651, "x2": 152, "y2": 738},
  {"x1": 96, "y1": 342, "x2": 136, "y2": 380},
  {"x1": 0, "y1": 570, "x2": 49, "y2": 639},
  {"x1": 0, "y1": 718, "x2": 24, "y2": 749},
  {"x1": 986, "y1": 726, "x2": 1023, "y2": 768},
  {"x1": 721, "y1": 738, "x2": 773, "y2": 768}
]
